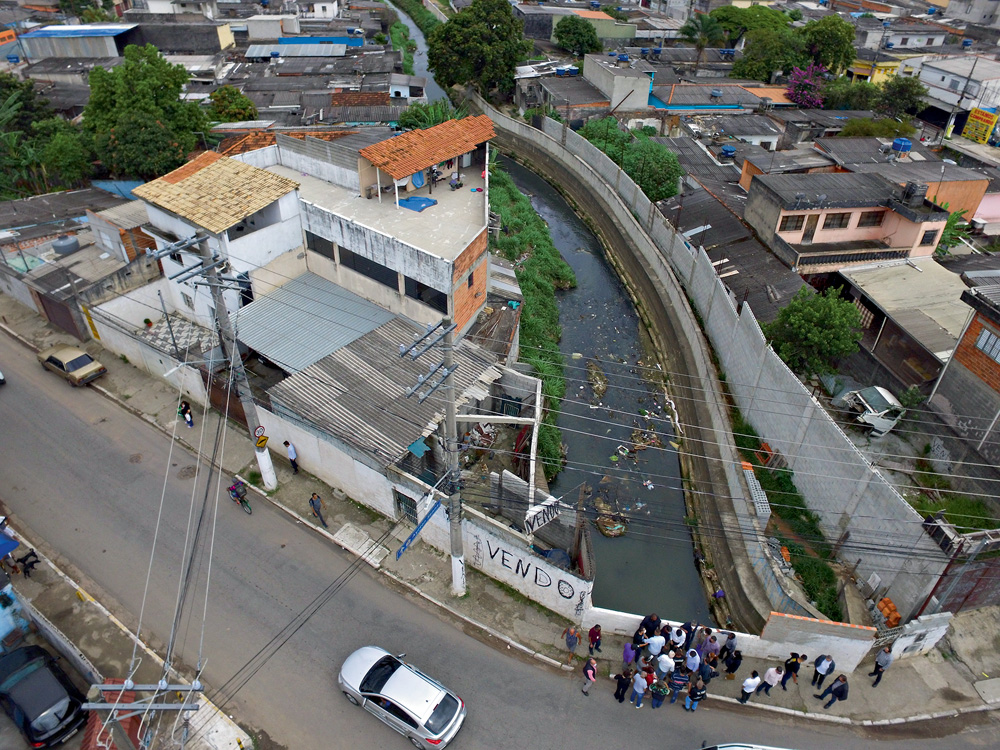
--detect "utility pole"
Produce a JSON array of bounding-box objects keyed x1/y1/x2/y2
[
  {"x1": 195, "y1": 240, "x2": 278, "y2": 490},
  {"x1": 400, "y1": 318, "x2": 465, "y2": 596}
]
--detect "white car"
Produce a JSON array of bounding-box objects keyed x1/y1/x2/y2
[{"x1": 338, "y1": 646, "x2": 466, "y2": 749}]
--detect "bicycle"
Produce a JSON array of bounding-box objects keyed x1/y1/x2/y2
[{"x1": 227, "y1": 478, "x2": 252, "y2": 515}]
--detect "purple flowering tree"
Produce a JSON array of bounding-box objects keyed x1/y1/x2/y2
[{"x1": 786, "y1": 64, "x2": 827, "y2": 109}]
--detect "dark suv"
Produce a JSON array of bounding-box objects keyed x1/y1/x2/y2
[{"x1": 0, "y1": 646, "x2": 87, "y2": 748}]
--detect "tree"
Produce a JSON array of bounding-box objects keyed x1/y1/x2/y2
[
  {"x1": 936, "y1": 207, "x2": 970, "y2": 256},
  {"x1": 554, "y1": 15, "x2": 602, "y2": 57},
  {"x1": 84, "y1": 44, "x2": 208, "y2": 178},
  {"x1": 427, "y1": 0, "x2": 532, "y2": 96},
  {"x1": 800, "y1": 16, "x2": 856, "y2": 74},
  {"x1": 838, "y1": 118, "x2": 916, "y2": 137},
  {"x1": 763, "y1": 287, "x2": 862, "y2": 376},
  {"x1": 600, "y1": 5, "x2": 628, "y2": 22},
  {"x1": 623, "y1": 136, "x2": 683, "y2": 202},
  {"x1": 876, "y1": 76, "x2": 929, "y2": 120},
  {"x1": 709, "y1": 5, "x2": 789, "y2": 44},
  {"x1": 208, "y1": 85, "x2": 258, "y2": 122},
  {"x1": 786, "y1": 64, "x2": 827, "y2": 108},
  {"x1": 732, "y1": 27, "x2": 806, "y2": 82},
  {"x1": 822, "y1": 77, "x2": 879, "y2": 110},
  {"x1": 679, "y1": 14, "x2": 725, "y2": 74},
  {"x1": 0, "y1": 73, "x2": 52, "y2": 135},
  {"x1": 32, "y1": 118, "x2": 93, "y2": 189},
  {"x1": 398, "y1": 99, "x2": 468, "y2": 130}
]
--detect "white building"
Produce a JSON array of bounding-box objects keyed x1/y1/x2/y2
[{"x1": 144, "y1": 0, "x2": 220, "y2": 19}]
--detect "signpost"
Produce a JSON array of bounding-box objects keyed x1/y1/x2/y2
[
  {"x1": 525, "y1": 497, "x2": 561, "y2": 535},
  {"x1": 254, "y1": 426, "x2": 266, "y2": 438},
  {"x1": 256, "y1": 435, "x2": 268, "y2": 449},
  {"x1": 396, "y1": 500, "x2": 442, "y2": 560}
]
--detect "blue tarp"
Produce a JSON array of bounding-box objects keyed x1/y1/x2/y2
[
  {"x1": 279, "y1": 36, "x2": 363, "y2": 47},
  {"x1": 399, "y1": 196, "x2": 437, "y2": 212},
  {"x1": 0, "y1": 534, "x2": 19, "y2": 559}
]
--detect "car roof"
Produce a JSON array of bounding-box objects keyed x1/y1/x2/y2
[
  {"x1": 42, "y1": 345, "x2": 86, "y2": 360},
  {"x1": 6, "y1": 664, "x2": 68, "y2": 721},
  {"x1": 381, "y1": 665, "x2": 445, "y2": 724}
]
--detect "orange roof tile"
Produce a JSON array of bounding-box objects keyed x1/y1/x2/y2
[
  {"x1": 572, "y1": 9, "x2": 613, "y2": 19},
  {"x1": 740, "y1": 86, "x2": 793, "y2": 105},
  {"x1": 219, "y1": 130, "x2": 356, "y2": 156},
  {"x1": 160, "y1": 151, "x2": 223, "y2": 184},
  {"x1": 329, "y1": 91, "x2": 391, "y2": 107},
  {"x1": 359, "y1": 115, "x2": 496, "y2": 180}
]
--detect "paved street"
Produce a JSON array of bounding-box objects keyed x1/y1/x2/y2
[{"x1": 0, "y1": 333, "x2": 998, "y2": 750}]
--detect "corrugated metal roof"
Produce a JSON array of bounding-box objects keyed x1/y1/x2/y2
[
  {"x1": 234, "y1": 273, "x2": 393, "y2": 372},
  {"x1": 267, "y1": 315, "x2": 500, "y2": 464},
  {"x1": 95, "y1": 200, "x2": 149, "y2": 229},
  {"x1": 22, "y1": 24, "x2": 136, "y2": 38},
  {"x1": 323, "y1": 106, "x2": 406, "y2": 123},
  {"x1": 246, "y1": 43, "x2": 347, "y2": 58}
]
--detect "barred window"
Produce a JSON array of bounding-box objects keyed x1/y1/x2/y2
[
  {"x1": 976, "y1": 326, "x2": 1000, "y2": 364},
  {"x1": 779, "y1": 214, "x2": 805, "y2": 231},
  {"x1": 823, "y1": 212, "x2": 851, "y2": 230},
  {"x1": 857, "y1": 211, "x2": 885, "y2": 227}
]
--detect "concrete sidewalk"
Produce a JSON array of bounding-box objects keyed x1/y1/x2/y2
[{"x1": 2, "y1": 292, "x2": 999, "y2": 729}]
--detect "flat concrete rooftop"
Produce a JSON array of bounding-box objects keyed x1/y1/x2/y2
[{"x1": 266, "y1": 164, "x2": 486, "y2": 262}]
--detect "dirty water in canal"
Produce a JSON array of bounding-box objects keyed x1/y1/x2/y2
[{"x1": 502, "y1": 158, "x2": 711, "y2": 625}]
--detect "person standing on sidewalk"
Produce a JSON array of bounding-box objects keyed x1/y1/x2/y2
[
  {"x1": 588, "y1": 624, "x2": 602, "y2": 655},
  {"x1": 612, "y1": 667, "x2": 634, "y2": 703},
  {"x1": 639, "y1": 613, "x2": 662, "y2": 637},
  {"x1": 178, "y1": 401, "x2": 193, "y2": 428},
  {"x1": 685, "y1": 678, "x2": 707, "y2": 712},
  {"x1": 622, "y1": 640, "x2": 638, "y2": 671},
  {"x1": 642, "y1": 628, "x2": 666, "y2": 661},
  {"x1": 724, "y1": 649, "x2": 743, "y2": 679},
  {"x1": 811, "y1": 654, "x2": 836, "y2": 689},
  {"x1": 562, "y1": 625, "x2": 580, "y2": 664},
  {"x1": 781, "y1": 653, "x2": 806, "y2": 690},
  {"x1": 581, "y1": 657, "x2": 597, "y2": 696},
  {"x1": 739, "y1": 670, "x2": 761, "y2": 704},
  {"x1": 668, "y1": 667, "x2": 690, "y2": 705},
  {"x1": 815, "y1": 674, "x2": 849, "y2": 709},
  {"x1": 755, "y1": 665, "x2": 783, "y2": 697},
  {"x1": 719, "y1": 631, "x2": 736, "y2": 662},
  {"x1": 655, "y1": 651, "x2": 674, "y2": 680},
  {"x1": 629, "y1": 669, "x2": 647, "y2": 708},
  {"x1": 283, "y1": 441, "x2": 299, "y2": 474},
  {"x1": 309, "y1": 493, "x2": 328, "y2": 528},
  {"x1": 870, "y1": 646, "x2": 894, "y2": 687},
  {"x1": 649, "y1": 678, "x2": 670, "y2": 709}
]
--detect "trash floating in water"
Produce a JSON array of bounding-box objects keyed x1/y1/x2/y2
[
  {"x1": 643, "y1": 480, "x2": 654, "y2": 490},
  {"x1": 635, "y1": 501, "x2": 646, "y2": 510},
  {"x1": 572, "y1": 352, "x2": 583, "y2": 359},
  {"x1": 670, "y1": 441, "x2": 680, "y2": 449}
]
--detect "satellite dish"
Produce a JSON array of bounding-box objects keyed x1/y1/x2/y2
[{"x1": 816, "y1": 194, "x2": 827, "y2": 204}]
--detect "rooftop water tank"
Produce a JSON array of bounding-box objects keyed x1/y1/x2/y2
[
  {"x1": 641, "y1": 48, "x2": 649, "y2": 56},
  {"x1": 963, "y1": 39, "x2": 973, "y2": 48},
  {"x1": 618, "y1": 53, "x2": 630, "y2": 62},
  {"x1": 886, "y1": 42, "x2": 894, "y2": 49},
  {"x1": 927, "y1": 6, "x2": 935, "y2": 13},
  {"x1": 710, "y1": 89, "x2": 724, "y2": 99},
  {"x1": 52, "y1": 235, "x2": 80, "y2": 256},
  {"x1": 720, "y1": 145, "x2": 736, "y2": 159},
  {"x1": 608, "y1": 51, "x2": 616, "y2": 57},
  {"x1": 556, "y1": 67, "x2": 567, "y2": 76},
  {"x1": 891, "y1": 137, "x2": 912, "y2": 155},
  {"x1": 653, "y1": 47, "x2": 662, "y2": 55},
  {"x1": 270, "y1": 51, "x2": 280, "y2": 58},
  {"x1": 567, "y1": 66, "x2": 579, "y2": 76},
  {"x1": 883, "y1": 20, "x2": 891, "y2": 28},
  {"x1": 590, "y1": 0, "x2": 599, "y2": 7}
]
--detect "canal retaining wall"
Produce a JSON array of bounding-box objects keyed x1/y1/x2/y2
[{"x1": 469, "y1": 93, "x2": 950, "y2": 624}]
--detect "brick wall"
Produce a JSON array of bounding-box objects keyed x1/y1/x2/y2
[
  {"x1": 954, "y1": 314, "x2": 1000, "y2": 394},
  {"x1": 452, "y1": 229, "x2": 488, "y2": 331}
]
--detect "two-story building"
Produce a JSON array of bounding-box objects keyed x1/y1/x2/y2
[
  {"x1": 745, "y1": 172, "x2": 950, "y2": 274},
  {"x1": 918, "y1": 55, "x2": 1000, "y2": 136}
]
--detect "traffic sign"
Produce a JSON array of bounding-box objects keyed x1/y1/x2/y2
[
  {"x1": 256, "y1": 435, "x2": 269, "y2": 449},
  {"x1": 396, "y1": 500, "x2": 442, "y2": 560},
  {"x1": 254, "y1": 425, "x2": 266, "y2": 438}
]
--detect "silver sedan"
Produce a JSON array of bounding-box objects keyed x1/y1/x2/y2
[{"x1": 338, "y1": 646, "x2": 466, "y2": 749}]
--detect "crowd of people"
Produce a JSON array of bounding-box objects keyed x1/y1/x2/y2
[{"x1": 565, "y1": 613, "x2": 893, "y2": 711}]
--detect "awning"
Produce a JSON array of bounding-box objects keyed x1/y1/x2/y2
[{"x1": 0, "y1": 533, "x2": 19, "y2": 559}]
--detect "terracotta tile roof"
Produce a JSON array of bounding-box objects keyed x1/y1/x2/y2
[
  {"x1": 133, "y1": 155, "x2": 299, "y2": 234},
  {"x1": 740, "y1": 86, "x2": 793, "y2": 105},
  {"x1": 572, "y1": 9, "x2": 614, "y2": 19},
  {"x1": 358, "y1": 115, "x2": 495, "y2": 180},
  {"x1": 329, "y1": 91, "x2": 391, "y2": 107},
  {"x1": 219, "y1": 130, "x2": 356, "y2": 156}
]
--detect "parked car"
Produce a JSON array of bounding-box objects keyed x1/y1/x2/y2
[
  {"x1": 0, "y1": 646, "x2": 88, "y2": 748},
  {"x1": 338, "y1": 646, "x2": 466, "y2": 749},
  {"x1": 0, "y1": 368, "x2": 5, "y2": 385},
  {"x1": 833, "y1": 386, "x2": 906, "y2": 437},
  {"x1": 36, "y1": 346, "x2": 106, "y2": 386}
]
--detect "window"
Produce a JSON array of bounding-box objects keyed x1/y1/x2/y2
[
  {"x1": 467, "y1": 271, "x2": 474, "y2": 288},
  {"x1": 340, "y1": 247, "x2": 398, "y2": 288},
  {"x1": 949, "y1": 79, "x2": 961, "y2": 91},
  {"x1": 181, "y1": 292, "x2": 194, "y2": 309},
  {"x1": 857, "y1": 211, "x2": 885, "y2": 227},
  {"x1": 976, "y1": 326, "x2": 1000, "y2": 364},
  {"x1": 394, "y1": 490, "x2": 418, "y2": 524},
  {"x1": 404, "y1": 276, "x2": 448, "y2": 313},
  {"x1": 823, "y1": 212, "x2": 851, "y2": 229},
  {"x1": 305, "y1": 230, "x2": 335, "y2": 261},
  {"x1": 926, "y1": 37, "x2": 934, "y2": 46},
  {"x1": 901, "y1": 37, "x2": 909, "y2": 46},
  {"x1": 920, "y1": 229, "x2": 939, "y2": 246},
  {"x1": 779, "y1": 214, "x2": 805, "y2": 232}
]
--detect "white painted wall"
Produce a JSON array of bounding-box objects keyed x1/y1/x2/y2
[{"x1": 891, "y1": 612, "x2": 952, "y2": 660}]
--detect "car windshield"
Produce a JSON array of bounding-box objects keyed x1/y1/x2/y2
[
  {"x1": 424, "y1": 693, "x2": 459, "y2": 735},
  {"x1": 30, "y1": 695, "x2": 71, "y2": 736},
  {"x1": 360, "y1": 656, "x2": 402, "y2": 694},
  {"x1": 0, "y1": 659, "x2": 44, "y2": 692},
  {"x1": 64, "y1": 354, "x2": 94, "y2": 371}
]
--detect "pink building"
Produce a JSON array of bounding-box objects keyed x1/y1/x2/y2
[{"x1": 745, "y1": 172, "x2": 950, "y2": 274}]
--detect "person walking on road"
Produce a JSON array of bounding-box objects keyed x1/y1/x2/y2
[
  {"x1": 815, "y1": 674, "x2": 849, "y2": 709},
  {"x1": 739, "y1": 670, "x2": 761, "y2": 704},
  {"x1": 685, "y1": 678, "x2": 707, "y2": 712},
  {"x1": 870, "y1": 646, "x2": 894, "y2": 687},
  {"x1": 755, "y1": 665, "x2": 783, "y2": 697},
  {"x1": 811, "y1": 654, "x2": 836, "y2": 689},
  {"x1": 612, "y1": 667, "x2": 634, "y2": 703},
  {"x1": 588, "y1": 624, "x2": 602, "y2": 655},
  {"x1": 781, "y1": 653, "x2": 806, "y2": 690},
  {"x1": 283, "y1": 440, "x2": 299, "y2": 474},
  {"x1": 581, "y1": 657, "x2": 597, "y2": 696},
  {"x1": 629, "y1": 669, "x2": 647, "y2": 708},
  {"x1": 308, "y1": 493, "x2": 328, "y2": 528},
  {"x1": 650, "y1": 678, "x2": 670, "y2": 709},
  {"x1": 724, "y1": 649, "x2": 743, "y2": 680},
  {"x1": 562, "y1": 625, "x2": 580, "y2": 664}
]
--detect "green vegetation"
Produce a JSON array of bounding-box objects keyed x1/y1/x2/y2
[
  {"x1": 390, "y1": 21, "x2": 416, "y2": 75},
  {"x1": 398, "y1": 100, "x2": 467, "y2": 130},
  {"x1": 489, "y1": 166, "x2": 576, "y2": 479},
  {"x1": 522, "y1": 106, "x2": 563, "y2": 124},
  {"x1": 679, "y1": 14, "x2": 725, "y2": 74},
  {"x1": 208, "y1": 85, "x2": 258, "y2": 122},
  {"x1": 731, "y1": 407, "x2": 842, "y2": 621},
  {"x1": 733, "y1": 14, "x2": 859, "y2": 81},
  {"x1": 577, "y1": 117, "x2": 684, "y2": 202},
  {"x1": 553, "y1": 15, "x2": 602, "y2": 57},
  {"x1": 600, "y1": 5, "x2": 629, "y2": 22},
  {"x1": 909, "y1": 447, "x2": 1000, "y2": 532},
  {"x1": 388, "y1": 0, "x2": 441, "y2": 36},
  {"x1": 936, "y1": 206, "x2": 971, "y2": 257},
  {"x1": 838, "y1": 118, "x2": 916, "y2": 138},
  {"x1": 763, "y1": 287, "x2": 862, "y2": 376},
  {"x1": 428, "y1": 0, "x2": 531, "y2": 96},
  {"x1": 710, "y1": 5, "x2": 791, "y2": 43}
]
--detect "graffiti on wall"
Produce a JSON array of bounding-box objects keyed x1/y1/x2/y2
[{"x1": 471, "y1": 534, "x2": 578, "y2": 599}]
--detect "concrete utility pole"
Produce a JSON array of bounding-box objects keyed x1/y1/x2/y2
[
  {"x1": 400, "y1": 317, "x2": 465, "y2": 596},
  {"x1": 195, "y1": 241, "x2": 278, "y2": 490}
]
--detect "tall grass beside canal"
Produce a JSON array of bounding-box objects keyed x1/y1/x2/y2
[{"x1": 489, "y1": 167, "x2": 576, "y2": 480}]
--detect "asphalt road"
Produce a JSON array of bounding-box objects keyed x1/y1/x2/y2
[{"x1": 0, "y1": 334, "x2": 997, "y2": 750}]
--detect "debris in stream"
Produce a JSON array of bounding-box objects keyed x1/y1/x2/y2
[{"x1": 587, "y1": 359, "x2": 608, "y2": 399}]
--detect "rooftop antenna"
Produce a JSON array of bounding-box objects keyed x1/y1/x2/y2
[
  {"x1": 793, "y1": 192, "x2": 806, "y2": 209},
  {"x1": 816, "y1": 194, "x2": 827, "y2": 207}
]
